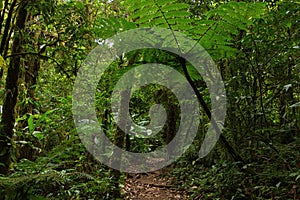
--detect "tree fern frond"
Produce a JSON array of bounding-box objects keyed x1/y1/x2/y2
[
  {"x1": 123, "y1": 1, "x2": 266, "y2": 60},
  {"x1": 206, "y1": 2, "x2": 266, "y2": 24},
  {"x1": 161, "y1": 3, "x2": 190, "y2": 12},
  {"x1": 195, "y1": 2, "x2": 267, "y2": 59},
  {"x1": 129, "y1": 0, "x2": 157, "y2": 11},
  {"x1": 125, "y1": 0, "x2": 192, "y2": 32},
  {"x1": 95, "y1": 17, "x2": 136, "y2": 39},
  {"x1": 164, "y1": 10, "x2": 191, "y2": 18},
  {"x1": 155, "y1": 0, "x2": 178, "y2": 6}
]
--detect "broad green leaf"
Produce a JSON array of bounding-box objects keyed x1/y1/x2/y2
[
  {"x1": 28, "y1": 115, "x2": 35, "y2": 134},
  {"x1": 33, "y1": 131, "x2": 44, "y2": 140},
  {"x1": 36, "y1": 109, "x2": 55, "y2": 127},
  {"x1": 0, "y1": 55, "x2": 6, "y2": 69}
]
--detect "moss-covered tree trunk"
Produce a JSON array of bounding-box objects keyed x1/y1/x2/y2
[
  {"x1": 19, "y1": 16, "x2": 42, "y2": 116},
  {"x1": 158, "y1": 89, "x2": 179, "y2": 144},
  {"x1": 0, "y1": 1, "x2": 28, "y2": 175},
  {"x1": 111, "y1": 89, "x2": 131, "y2": 198},
  {"x1": 0, "y1": 0, "x2": 17, "y2": 80}
]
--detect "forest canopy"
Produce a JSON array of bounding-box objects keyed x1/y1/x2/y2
[{"x1": 0, "y1": 0, "x2": 299, "y2": 199}]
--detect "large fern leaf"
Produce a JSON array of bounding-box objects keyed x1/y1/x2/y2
[
  {"x1": 125, "y1": 0, "x2": 193, "y2": 31},
  {"x1": 201, "y1": 2, "x2": 266, "y2": 58},
  {"x1": 95, "y1": 17, "x2": 136, "y2": 39},
  {"x1": 124, "y1": 1, "x2": 266, "y2": 59}
]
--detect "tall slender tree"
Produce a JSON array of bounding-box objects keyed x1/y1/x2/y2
[{"x1": 0, "y1": 1, "x2": 28, "y2": 174}]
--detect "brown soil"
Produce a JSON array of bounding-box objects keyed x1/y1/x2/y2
[{"x1": 124, "y1": 169, "x2": 188, "y2": 200}]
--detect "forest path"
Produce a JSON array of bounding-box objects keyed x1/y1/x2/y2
[{"x1": 124, "y1": 168, "x2": 187, "y2": 200}]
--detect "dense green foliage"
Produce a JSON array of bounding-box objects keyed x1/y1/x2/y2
[{"x1": 0, "y1": 0, "x2": 299, "y2": 199}]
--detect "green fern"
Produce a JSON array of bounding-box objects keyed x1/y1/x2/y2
[
  {"x1": 95, "y1": 17, "x2": 136, "y2": 39},
  {"x1": 200, "y1": 2, "x2": 266, "y2": 58},
  {"x1": 125, "y1": 0, "x2": 193, "y2": 31},
  {"x1": 123, "y1": 1, "x2": 266, "y2": 59}
]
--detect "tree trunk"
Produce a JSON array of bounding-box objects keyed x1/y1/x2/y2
[
  {"x1": 111, "y1": 89, "x2": 131, "y2": 198},
  {"x1": 179, "y1": 57, "x2": 246, "y2": 168},
  {"x1": 0, "y1": 1, "x2": 28, "y2": 175},
  {"x1": 0, "y1": 0, "x2": 17, "y2": 56},
  {"x1": 19, "y1": 15, "x2": 43, "y2": 116}
]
